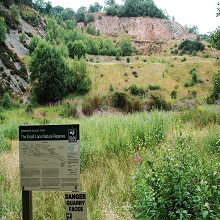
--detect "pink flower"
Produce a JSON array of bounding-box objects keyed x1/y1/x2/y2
[{"x1": 134, "y1": 157, "x2": 141, "y2": 163}]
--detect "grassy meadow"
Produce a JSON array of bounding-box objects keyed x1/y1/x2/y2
[
  {"x1": 1, "y1": 44, "x2": 220, "y2": 219},
  {"x1": 0, "y1": 104, "x2": 219, "y2": 219}
]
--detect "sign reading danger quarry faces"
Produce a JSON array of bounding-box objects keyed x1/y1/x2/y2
[
  {"x1": 19, "y1": 124, "x2": 80, "y2": 191},
  {"x1": 65, "y1": 192, "x2": 87, "y2": 220}
]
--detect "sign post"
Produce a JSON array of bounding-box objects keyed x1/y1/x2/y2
[
  {"x1": 22, "y1": 190, "x2": 33, "y2": 220},
  {"x1": 65, "y1": 192, "x2": 87, "y2": 220},
  {"x1": 19, "y1": 124, "x2": 81, "y2": 219}
]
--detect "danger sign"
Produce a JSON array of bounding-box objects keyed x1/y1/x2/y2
[{"x1": 65, "y1": 192, "x2": 87, "y2": 220}]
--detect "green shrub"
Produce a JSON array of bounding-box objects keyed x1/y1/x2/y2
[
  {"x1": 1, "y1": 93, "x2": 11, "y2": 109},
  {"x1": 147, "y1": 84, "x2": 161, "y2": 90},
  {"x1": 204, "y1": 127, "x2": 220, "y2": 152},
  {"x1": 25, "y1": 103, "x2": 34, "y2": 114},
  {"x1": 178, "y1": 40, "x2": 205, "y2": 54},
  {"x1": 111, "y1": 91, "x2": 131, "y2": 112},
  {"x1": 82, "y1": 95, "x2": 103, "y2": 116},
  {"x1": 126, "y1": 57, "x2": 130, "y2": 63},
  {"x1": 147, "y1": 93, "x2": 171, "y2": 111},
  {"x1": 19, "y1": 33, "x2": 26, "y2": 43},
  {"x1": 132, "y1": 122, "x2": 219, "y2": 219},
  {"x1": 170, "y1": 90, "x2": 177, "y2": 99},
  {"x1": 109, "y1": 84, "x2": 114, "y2": 91},
  {"x1": 207, "y1": 71, "x2": 220, "y2": 103},
  {"x1": 130, "y1": 83, "x2": 145, "y2": 96},
  {"x1": 59, "y1": 102, "x2": 78, "y2": 118},
  {"x1": 130, "y1": 97, "x2": 143, "y2": 112}
]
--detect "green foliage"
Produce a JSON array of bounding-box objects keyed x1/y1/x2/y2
[
  {"x1": 109, "y1": 83, "x2": 114, "y2": 91},
  {"x1": 29, "y1": 36, "x2": 41, "y2": 54},
  {"x1": 88, "y1": 2, "x2": 103, "y2": 13},
  {"x1": 170, "y1": 90, "x2": 177, "y2": 99},
  {"x1": 75, "y1": 7, "x2": 86, "y2": 22},
  {"x1": 178, "y1": 40, "x2": 205, "y2": 54},
  {"x1": 10, "y1": 4, "x2": 20, "y2": 22},
  {"x1": 147, "y1": 92, "x2": 171, "y2": 111},
  {"x1": 82, "y1": 95, "x2": 103, "y2": 116},
  {"x1": 67, "y1": 40, "x2": 86, "y2": 59},
  {"x1": 120, "y1": 36, "x2": 133, "y2": 56},
  {"x1": 19, "y1": 33, "x2": 26, "y2": 43},
  {"x1": 147, "y1": 84, "x2": 161, "y2": 90},
  {"x1": 111, "y1": 91, "x2": 131, "y2": 112},
  {"x1": 115, "y1": 0, "x2": 166, "y2": 18},
  {"x1": 132, "y1": 119, "x2": 219, "y2": 219},
  {"x1": 0, "y1": 17, "x2": 7, "y2": 43},
  {"x1": 29, "y1": 41, "x2": 68, "y2": 104},
  {"x1": 3, "y1": 0, "x2": 14, "y2": 7},
  {"x1": 130, "y1": 83, "x2": 145, "y2": 96},
  {"x1": 86, "y1": 13, "x2": 94, "y2": 23},
  {"x1": 180, "y1": 105, "x2": 220, "y2": 126},
  {"x1": 0, "y1": 134, "x2": 11, "y2": 152},
  {"x1": 67, "y1": 59, "x2": 91, "y2": 94},
  {"x1": 209, "y1": 29, "x2": 220, "y2": 50},
  {"x1": 59, "y1": 101, "x2": 78, "y2": 118},
  {"x1": 86, "y1": 24, "x2": 97, "y2": 36},
  {"x1": 20, "y1": 7, "x2": 40, "y2": 26},
  {"x1": 1, "y1": 93, "x2": 12, "y2": 109},
  {"x1": 207, "y1": 71, "x2": 220, "y2": 103}
]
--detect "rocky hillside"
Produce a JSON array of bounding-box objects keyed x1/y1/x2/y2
[
  {"x1": 0, "y1": 7, "x2": 45, "y2": 103},
  {"x1": 78, "y1": 12, "x2": 196, "y2": 54},
  {"x1": 1, "y1": 8, "x2": 195, "y2": 102},
  {"x1": 89, "y1": 12, "x2": 194, "y2": 41}
]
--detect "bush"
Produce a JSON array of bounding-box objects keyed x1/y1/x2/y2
[
  {"x1": 132, "y1": 123, "x2": 219, "y2": 219},
  {"x1": 147, "y1": 93, "x2": 171, "y2": 111},
  {"x1": 130, "y1": 83, "x2": 145, "y2": 96},
  {"x1": 178, "y1": 40, "x2": 205, "y2": 54},
  {"x1": 19, "y1": 33, "x2": 26, "y2": 43},
  {"x1": 147, "y1": 84, "x2": 161, "y2": 90},
  {"x1": 109, "y1": 84, "x2": 114, "y2": 91},
  {"x1": 59, "y1": 102, "x2": 78, "y2": 118},
  {"x1": 1, "y1": 93, "x2": 12, "y2": 109},
  {"x1": 82, "y1": 95, "x2": 103, "y2": 116},
  {"x1": 170, "y1": 90, "x2": 177, "y2": 99},
  {"x1": 130, "y1": 97, "x2": 143, "y2": 112},
  {"x1": 207, "y1": 71, "x2": 220, "y2": 103},
  {"x1": 111, "y1": 91, "x2": 131, "y2": 112}
]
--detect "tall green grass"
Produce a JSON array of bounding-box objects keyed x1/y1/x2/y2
[{"x1": 0, "y1": 106, "x2": 219, "y2": 219}]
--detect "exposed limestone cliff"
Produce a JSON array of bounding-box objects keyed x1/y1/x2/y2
[{"x1": 90, "y1": 13, "x2": 194, "y2": 41}]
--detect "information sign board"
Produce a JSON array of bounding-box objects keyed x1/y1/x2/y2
[
  {"x1": 65, "y1": 192, "x2": 87, "y2": 220},
  {"x1": 19, "y1": 124, "x2": 80, "y2": 191}
]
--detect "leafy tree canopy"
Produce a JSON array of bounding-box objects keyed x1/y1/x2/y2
[{"x1": 29, "y1": 41, "x2": 68, "y2": 103}]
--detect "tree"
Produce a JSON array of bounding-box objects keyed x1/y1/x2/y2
[
  {"x1": 209, "y1": 29, "x2": 220, "y2": 50},
  {"x1": 104, "y1": 0, "x2": 116, "y2": 7},
  {"x1": 207, "y1": 71, "x2": 220, "y2": 103},
  {"x1": 68, "y1": 59, "x2": 91, "y2": 94},
  {"x1": 75, "y1": 6, "x2": 86, "y2": 22},
  {"x1": 88, "y1": 2, "x2": 103, "y2": 13},
  {"x1": 3, "y1": 0, "x2": 14, "y2": 7},
  {"x1": 120, "y1": 36, "x2": 133, "y2": 56},
  {"x1": 0, "y1": 17, "x2": 7, "y2": 43},
  {"x1": 67, "y1": 40, "x2": 86, "y2": 59},
  {"x1": 29, "y1": 41, "x2": 68, "y2": 103}
]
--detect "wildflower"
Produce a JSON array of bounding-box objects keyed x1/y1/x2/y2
[
  {"x1": 134, "y1": 157, "x2": 140, "y2": 163},
  {"x1": 198, "y1": 105, "x2": 203, "y2": 111}
]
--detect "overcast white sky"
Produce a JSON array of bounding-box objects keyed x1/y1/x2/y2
[{"x1": 49, "y1": 0, "x2": 220, "y2": 34}]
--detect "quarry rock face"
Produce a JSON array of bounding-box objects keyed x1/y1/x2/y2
[{"x1": 88, "y1": 13, "x2": 194, "y2": 41}]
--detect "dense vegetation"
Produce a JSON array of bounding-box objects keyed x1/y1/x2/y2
[
  {"x1": 0, "y1": 106, "x2": 219, "y2": 219},
  {"x1": 0, "y1": 2, "x2": 220, "y2": 219}
]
